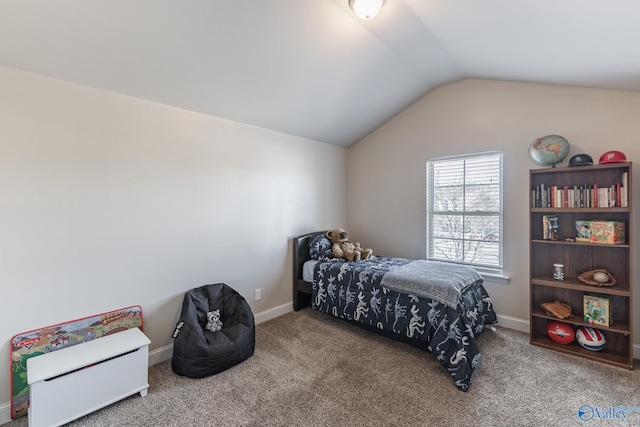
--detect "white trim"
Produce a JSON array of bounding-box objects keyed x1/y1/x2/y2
[
  {"x1": 254, "y1": 302, "x2": 293, "y2": 325},
  {"x1": 496, "y1": 314, "x2": 529, "y2": 333},
  {"x1": 148, "y1": 343, "x2": 174, "y2": 367},
  {"x1": 0, "y1": 303, "x2": 295, "y2": 425},
  {"x1": 480, "y1": 272, "x2": 510, "y2": 284},
  {"x1": 494, "y1": 315, "x2": 640, "y2": 360},
  {"x1": 1, "y1": 306, "x2": 636, "y2": 425},
  {"x1": 426, "y1": 151, "x2": 504, "y2": 272},
  {"x1": 0, "y1": 401, "x2": 11, "y2": 426},
  {"x1": 148, "y1": 302, "x2": 294, "y2": 367}
]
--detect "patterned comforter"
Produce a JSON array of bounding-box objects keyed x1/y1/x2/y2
[{"x1": 312, "y1": 256, "x2": 497, "y2": 391}]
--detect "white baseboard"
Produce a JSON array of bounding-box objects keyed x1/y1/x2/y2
[
  {"x1": 254, "y1": 302, "x2": 293, "y2": 325},
  {"x1": 496, "y1": 314, "x2": 529, "y2": 333},
  {"x1": 78, "y1": 309, "x2": 640, "y2": 368},
  {"x1": 148, "y1": 344, "x2": 174, "y2": 367},
  {"x1": 0, "y1": 302, "x2": 295, "y2": 426},
  {"x1": 148, "y1": 302, "x2": 294, "y2": 367},
  {"x1": 0, "y1": 402, "x2": 10, "y2": 426},
  {"x1": 494, "y1": 314, "x2": 640, "y2": 360},
  {"x1": 1, "y1": 306, "x2": 636, "y2": 426}
]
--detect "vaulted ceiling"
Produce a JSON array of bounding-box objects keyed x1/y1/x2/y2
[{"x1": 2, "y1": 1, "x2": 639, "y2": 147}]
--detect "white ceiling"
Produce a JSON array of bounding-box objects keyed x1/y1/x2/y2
[{"x1": 2, "y1": 0, "x2": 640, "y2": 147}]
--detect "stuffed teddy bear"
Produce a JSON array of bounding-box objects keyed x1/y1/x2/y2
[
  {"x1": 325, "y1": 228, "x2": 373, "y2": 262},
  {"x1": 205, "y1": 309, "x2": 223, "y2": 332}
]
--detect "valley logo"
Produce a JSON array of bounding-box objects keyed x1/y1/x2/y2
[{"x1": 578, "y1": 404, "x2": 640, "y2": 422}]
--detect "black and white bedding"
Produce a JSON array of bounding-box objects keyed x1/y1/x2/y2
[{"x1": 301, "y1": 232, "x2": 498, "y2": 391}]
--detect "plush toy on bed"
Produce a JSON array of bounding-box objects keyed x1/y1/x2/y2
[
  {"x1": 205, "y1": 309, "x2": 223, "y2": 332},
  {"x1": 326, "y1": 228, "x2": 373, "y2": 262}
]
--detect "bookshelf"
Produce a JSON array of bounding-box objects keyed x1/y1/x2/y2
[{"x1": 529, "y1": 162, "x2": 633, "y2": 369}]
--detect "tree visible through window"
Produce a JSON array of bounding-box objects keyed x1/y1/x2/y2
[{"x1": 426, "y1": 151, "x2": 503, "y2": 273}]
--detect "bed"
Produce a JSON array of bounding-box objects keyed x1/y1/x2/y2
[{"x1": 292, "y1": 231, "x2": 498, "y2": 391}]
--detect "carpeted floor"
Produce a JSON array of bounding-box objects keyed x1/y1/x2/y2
[{"x1": 6, "y1": 308, "x2": 640, "y2": 426}]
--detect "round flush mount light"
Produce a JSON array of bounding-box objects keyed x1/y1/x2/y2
[{"x1": 349, "y1": 0, "x2": 386, "y2": 20}]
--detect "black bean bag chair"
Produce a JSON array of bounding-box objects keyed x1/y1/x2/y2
[{"x1": 171, "y1": 283, "x2": 255, "y2": 378}]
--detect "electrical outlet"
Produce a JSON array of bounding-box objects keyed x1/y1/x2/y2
[{"x1": 254, "y1": 288, "x2": 261, "y2": 301}]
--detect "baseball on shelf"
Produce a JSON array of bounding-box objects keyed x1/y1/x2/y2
[{"x1": 593, "y1": 272, "x2": 609, "y2": 283}]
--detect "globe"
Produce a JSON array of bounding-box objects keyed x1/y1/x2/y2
[{"x1": 529, "y1": 135, "x2": 570, "y2": 166}]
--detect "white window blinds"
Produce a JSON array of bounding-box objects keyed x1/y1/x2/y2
[{"x1": 426, "y1": 151, "x2": 503, "y2": 273}]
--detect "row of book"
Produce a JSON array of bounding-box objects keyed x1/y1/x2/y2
[{"x1": 532, "y1": 172, "x2": 629, "y2": 208}]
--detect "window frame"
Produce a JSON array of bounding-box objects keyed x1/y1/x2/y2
[{"x1": 426, "y1": 150, "x2": 505, "y2": 279}]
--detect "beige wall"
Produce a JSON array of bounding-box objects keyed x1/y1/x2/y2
[
  {"x1": 348, "y1": 79, "x2": 640, "y2": 341},
  {"x1": 0, "y1": 66, "x2": 347, "y2": 413},
  {"x1": 3, "y1": 70, "x2": 640, "y2": 420}
]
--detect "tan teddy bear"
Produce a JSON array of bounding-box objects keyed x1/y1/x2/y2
[{"x1": 326, "y1": 228, "x2": 373, "y2": 262}]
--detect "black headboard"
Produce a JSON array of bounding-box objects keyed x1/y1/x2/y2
[{"x1": 292, "y1": 231, "x2": 326, "y2": 310}]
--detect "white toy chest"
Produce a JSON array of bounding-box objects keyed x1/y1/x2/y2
[{"x1": 27, "y1": 327, "x2": 151, "y2": 427}]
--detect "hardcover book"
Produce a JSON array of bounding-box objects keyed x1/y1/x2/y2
[
  {"x1": 583, "y1": 295, "x2": 612, "y2": 327},
  {"x1": 543, "y1": 215, "x2": 559, "y2": 240}
]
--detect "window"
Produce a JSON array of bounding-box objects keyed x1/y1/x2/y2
[{"x1": 426, "y1": 151, "x2": 503, "y2": 276}]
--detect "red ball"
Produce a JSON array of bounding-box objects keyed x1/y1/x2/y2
[{"x1": 546, "y1": 321, "x2": 575, "y2": 344}]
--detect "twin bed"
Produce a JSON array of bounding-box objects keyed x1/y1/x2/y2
[{"x1": 293, "y1": 231, "x2": 498, "y2": 391}]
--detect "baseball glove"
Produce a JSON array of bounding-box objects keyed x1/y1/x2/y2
[
  {"x1": 541, "y1": 301, "x2": 572, "y2": 319},
  {"x1": 577, "y1": 269, "x2": 616, "y2": 287}
]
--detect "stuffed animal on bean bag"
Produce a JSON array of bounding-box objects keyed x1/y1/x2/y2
[
  {"x1": 205, "y1": 309, "x2": 223, "y2": 332},
  {"x1": 326, "y1": 228, "x2": 373, "y2": 262}
]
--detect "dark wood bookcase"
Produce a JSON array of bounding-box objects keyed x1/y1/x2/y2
[{"x1": 529, "y1": 162, "x2": 633, "y2": 369}]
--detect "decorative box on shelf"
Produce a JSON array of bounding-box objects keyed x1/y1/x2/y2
[{"x1": 575, "y1": 220, "x2": 625, "y2": 245}]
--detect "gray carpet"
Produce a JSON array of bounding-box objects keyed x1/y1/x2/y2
[{"x1": 6, "y1": 308, "x2": 640, "y2": 426}]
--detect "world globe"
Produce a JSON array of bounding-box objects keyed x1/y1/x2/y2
[{"x1": 529, "y1": 135, "x2": 570, "y2": 166}]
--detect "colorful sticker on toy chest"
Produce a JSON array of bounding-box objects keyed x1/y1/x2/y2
[{"x1": 10, "y1": 305, "x2": 143, "y2": 420}]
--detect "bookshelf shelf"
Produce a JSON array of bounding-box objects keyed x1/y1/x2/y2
[
  {"x1": 530, "y1": 277, "x2": 631, "y2": 296},
  {"x1": 531, "y1": 239, "x2": 630, "y2": 249},
  {"x1": 531, "y1": 207, "x2": 630, "y2": 213},
  {"x1": 530, "y1": 308, "x2": 630, "y2": 335},
  {"x1": 529, "y1": 162, "x2": 633, "y2": 369},
  {"x1": 530, "y1": 334, "x2": 631, "y2": 368}
]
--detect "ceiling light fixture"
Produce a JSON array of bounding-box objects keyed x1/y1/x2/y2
[{"x1": 349, "y1": 0, "x2": 386, "y2": 20}]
